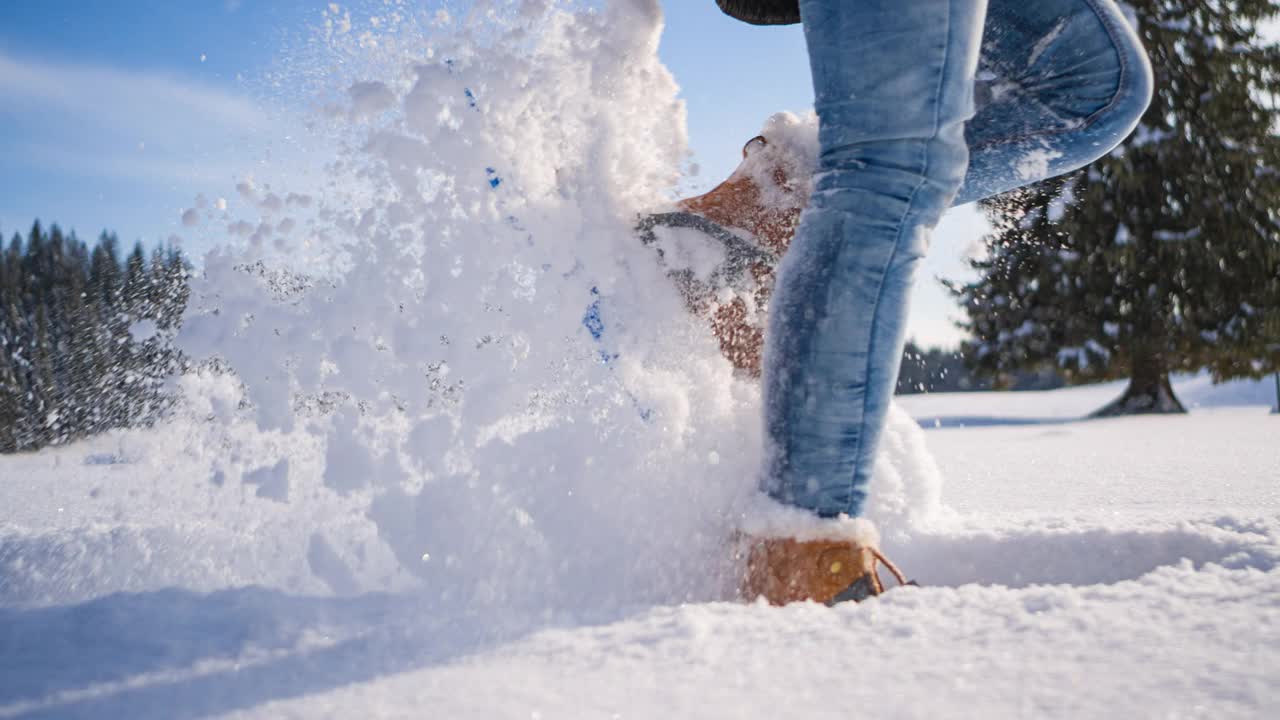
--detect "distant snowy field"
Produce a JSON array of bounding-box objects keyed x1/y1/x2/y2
[{"x1": 2, "y1": 375, "x2": 1276, "y2": 719}]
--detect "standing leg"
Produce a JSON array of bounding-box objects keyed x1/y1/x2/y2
[
  {"x1": 956, "y1": 0, "x2": 1153, "y2": 205},
  {"x1": 761, "y1": 0, "x2": 989, "y2": 517}
]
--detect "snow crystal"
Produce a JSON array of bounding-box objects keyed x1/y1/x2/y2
[
  {"x1": 1015, "y1": 147, "x2": 1064, "y2": 181},
  {"x1": 242, "y1": 458, "x2": 290, "y2": 502},
  {"x1": 738, "y1": 111, "x2": 819, "y2": 212},
  {"x1": 226, "y1": 220, "x2": 254, "y2": 238},
  {"x1": 258, "y1": 192, "x2": 283, "y2": 213},
  {"x1": 647, "y1": 224, "x2": 730, "y2": 282},
  {"x1": 347, "y1": 80, "x2": 396, "y2": 117},
  {"x1": 737, "y1": 494, "x2": 881, "y2": 545},
  {"x1": 1153, "y1": 227, "x2": 1202, "y2": 241},
  {"x1": 1027, "y1": 18, "x2": 1068, "y2": 67},
  {"x1": 127, "y1": 319, "x2": 159, "y2": 343}
]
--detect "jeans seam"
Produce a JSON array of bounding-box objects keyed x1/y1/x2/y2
[
  {"x1": 968, "y1": 0, "x2": 1133, "y2": 152},
  {"x1": 840, "y1": 0, "x2": 957, "y2": 516}
]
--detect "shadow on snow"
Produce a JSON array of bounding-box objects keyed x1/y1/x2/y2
[{"x1": 0, "y1": 588, "x2": 569, "y2": 720}]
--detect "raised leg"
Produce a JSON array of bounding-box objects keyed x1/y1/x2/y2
[{"x1": 956, "y1": 0, "x2": 1153, "y2": 205}]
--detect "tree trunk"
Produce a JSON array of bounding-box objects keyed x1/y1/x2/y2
[
  {"x1": 1092, "y1": 344, "x2": 1187, "y2": 417},
  {"x1": 1272, "y1": 372, "x2": 1279, "y2": 415}
]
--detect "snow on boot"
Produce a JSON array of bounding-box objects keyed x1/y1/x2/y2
[
  {"x1": 637, "y1": 124, "x2": 813, "y2": 376},
  {"x1": 734, "y1": 503, "x2": 912, "y2": 606}
]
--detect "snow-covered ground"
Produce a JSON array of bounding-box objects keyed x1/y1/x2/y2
[
  {"x1": 4, "y1": 2, "x2": 1279, "y2": 717},
  {"x1": 2, "y1": 376, "x2": 1277, "y2": 719}
]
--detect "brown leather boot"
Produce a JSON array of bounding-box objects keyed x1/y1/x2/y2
[
  {"x1": 647, "y1": 134, "x2": 811, "y2": 377},
  {"x1": 676, "y1": 135, "x2": 806, "y2": 257},
  {"x1": 739, "y1": 535, "x2": 909, "y2": 606}
]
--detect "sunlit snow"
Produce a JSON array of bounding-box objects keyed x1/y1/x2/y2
[{"x1": 1, "y1": 1, "x2": 1277, "y2": 718}]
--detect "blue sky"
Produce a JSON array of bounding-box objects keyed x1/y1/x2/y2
[{"x1": 0, "y1": 1, "x2": 980, "y2": 347}]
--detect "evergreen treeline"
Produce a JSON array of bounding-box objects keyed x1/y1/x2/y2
[{"x1": 0, "y1": 221, "x2": 188, "y2": 453}]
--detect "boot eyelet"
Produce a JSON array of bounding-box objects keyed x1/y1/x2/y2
[{"x1": 742, "y1": 135, "x2": 767, "y2": 159}]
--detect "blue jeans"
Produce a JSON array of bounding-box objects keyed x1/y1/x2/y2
[{"x1": 761, "y1": 0, "x2": 1152, "y2": 517}]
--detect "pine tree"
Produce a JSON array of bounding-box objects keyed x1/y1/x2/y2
[
  {"x1": 0, "y1": 239, "x2": 20, "y2": 453},
  {"x1": 61, "y1": 233, "x2": 94, "y2": 435},
  {"x1": 30, "y1": 302, "x2": 57, "y2": 445},
  {"x1": 88, "y1": 232, "x2": 121, "y2": 309},
  {"x1": 0, "y1": 351, "x2": 19, "y2": 453},
  {"x1": 952, "y1": 0, "x2": 1280, "y2": 415},
  {"x1": 84, "y1": 231, "x2": 123, "y2": 433},
  {"x1": 0, "y1": 222, "x2": 194, "y2": 452}
]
